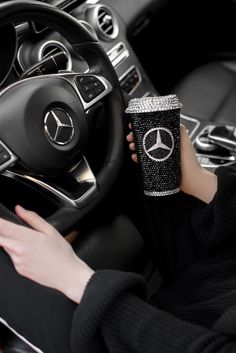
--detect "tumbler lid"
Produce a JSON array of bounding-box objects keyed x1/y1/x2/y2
[{"x1": 125, "y1": 94, "x2": 183, "y2": 113}]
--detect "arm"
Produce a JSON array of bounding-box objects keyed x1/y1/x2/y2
[
  {"x1": 71, "y1": 269, "x2": 236, "y2": 353},
  {"x1": 179, "y1": 125, "x2": 217, "y2": 203},
  {"x1": 127, "y1": 124, "x2": 218, "y2": 204}
]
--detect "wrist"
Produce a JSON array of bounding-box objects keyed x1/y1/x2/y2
[
  {"x1": 184, "y1": 166, "x2": 217, "y2": 203},
  {"x1": 60, "y1": 257, "x2": 94, "y2": 303}
]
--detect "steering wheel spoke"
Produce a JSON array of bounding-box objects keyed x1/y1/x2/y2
[
  {"x1": 0, "y1": 140, "x2": 17, "y2": 173},
  {"x1": 62, "y1": 73, "x2": 113, "y2": 110},
  {"x1": 3, "y1": 156, "x2": 97, "y2": 208}
]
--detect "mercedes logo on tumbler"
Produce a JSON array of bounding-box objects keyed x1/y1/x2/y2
[
  {"x1": 143, "y1": 127, "x2": 174, "y2": 162},
  {"x1": 44, "y1": 108, "x2": 74, "y2": 145}
]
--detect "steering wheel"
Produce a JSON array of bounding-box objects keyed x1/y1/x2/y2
[{"x1": 0, "y1": 0, "x2": 125, "y2": 234}]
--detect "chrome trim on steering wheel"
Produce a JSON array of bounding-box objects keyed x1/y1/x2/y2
[{"x1": 3, "y1": 156, "x2": 97, "y2": 208}]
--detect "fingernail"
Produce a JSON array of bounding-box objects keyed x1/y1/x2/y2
[{"x1": 17, "y1": 205, "x2": 27, "y2": 212}]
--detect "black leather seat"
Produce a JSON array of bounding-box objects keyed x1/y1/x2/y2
[{"x1": 175, "y1": 61, "x2": 236, "y2": 125}]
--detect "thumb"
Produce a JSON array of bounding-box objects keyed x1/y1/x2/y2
[{"x1": 15, "y1": 205, "x2": 57, "y2": 236}]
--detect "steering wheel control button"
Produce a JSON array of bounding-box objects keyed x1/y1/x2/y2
[
  {"x1": 44, "y1": 108, "x2": 75, "y2": 146},
  {"x1": 94, "y1": 85, "x2": 105, "y2": 95},
  {"x1": 0, "y1": 150, "x2": 10, "y2": 163},
  {"x1": 75, "y1": 75, "x2": 105, "y2": 102},
  {"x1": 84, "y1": 91, "x2": 96, "y2": 102},
  {"x1": 0, "y1": 141, "x2": 17, "y2": 172}
]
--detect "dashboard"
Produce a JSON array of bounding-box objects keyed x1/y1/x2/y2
[{"x1": 0, "y1": 0, "x2": 159, "y2": 102}]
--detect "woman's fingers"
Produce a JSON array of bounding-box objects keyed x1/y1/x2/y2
[
  {"x1": 131, "y1": 154, "x2": 138, "y2": 163},
  {"x1": 129, "y1": 142, "x2": 136, "y2": 151},
  {"x1": 126, "y1": 131, "x2": 134, "y2": 143},
  {"x1": 0, "y1": 218, "x2": 35, "y2": 256},
  {"x1": 15, "y1": 205, "x2": 57, "y2": 236},
  {"x1": 0, "y1": 217, "x2": 30, "y2": 239},
  {"x1": 126, "y1": 125, "x2": 138, "y2": 163},
  {"x1": 126, "y1": 132, "x2": 136, "y2": 151}
]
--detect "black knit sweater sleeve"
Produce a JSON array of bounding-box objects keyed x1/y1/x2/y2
[
  {"x1": 191, "y1": 166, "x2": 236, "y2": 248},
  {"x1": 71, "y1": 270, "x2": 236, "y2": 353}
]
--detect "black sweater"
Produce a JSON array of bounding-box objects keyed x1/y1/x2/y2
[{"x1": 71, "y1": 166, "x2": 236, "y2": 353}]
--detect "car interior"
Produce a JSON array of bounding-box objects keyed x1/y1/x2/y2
[{"x1": 0, "y1": 0, "x2": 236, "y2": 351}]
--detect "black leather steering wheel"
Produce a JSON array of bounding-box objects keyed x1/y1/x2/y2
[{"x1": 0, "y1": 0, "x2": 125, "y2": 234}]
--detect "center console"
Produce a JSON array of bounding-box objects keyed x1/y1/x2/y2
[{"x1": 181, "y1": 117, "x2": 236, "y2": 170}]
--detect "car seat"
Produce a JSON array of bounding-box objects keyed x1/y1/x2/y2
[{"x1": 175, "y1": 61, "x2": 236, "y2": 125}]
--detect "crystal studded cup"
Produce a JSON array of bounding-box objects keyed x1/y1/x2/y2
[{"x1": 126, "y1": 95, "x2": 182, "y2": 196}]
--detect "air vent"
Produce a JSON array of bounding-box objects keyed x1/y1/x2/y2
[
  {"x1": 38, "y1": 40, "x2": 72, "y2": 71},
  {"x1": 98, "y1": 8, "x2": 114, "y2": 36},
  {"x1": 59, "y1": 0, "x2": 82, "y2": 13},
  {"x1": 86, "y1": 5, "x2": 119, "y2": 41}
]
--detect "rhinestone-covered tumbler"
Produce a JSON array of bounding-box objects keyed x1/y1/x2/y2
[{"x1": 126, "y1": 95, "x2": 182, "y2": 196}]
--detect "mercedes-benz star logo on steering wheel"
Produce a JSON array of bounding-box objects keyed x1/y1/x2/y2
[
  {"x1": 44, "y1": 108, "x2": 75, "y2": 146},
  {"x1": 143, "y1": 127, "x2": 174, "y2": 162}
]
